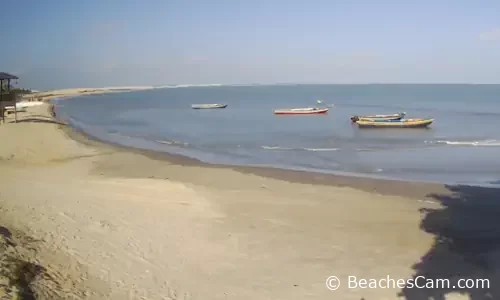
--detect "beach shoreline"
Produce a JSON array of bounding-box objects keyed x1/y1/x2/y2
[
  {"x1": 1, "y1": 95, "x2": 499, "y2": 299},
  {"x1": 51, "y1": 90, "x2": 452, "y2": 200},
  {"x1": 60, "y1": 120, "x2": 451, "y2": 200},
  {"x1": 51, "y1": 85, "x2": 500, "y2": 190}
]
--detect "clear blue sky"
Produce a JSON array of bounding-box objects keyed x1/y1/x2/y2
[{"x1": 2, "y1": 0, "x2": 500, "y2": 89}]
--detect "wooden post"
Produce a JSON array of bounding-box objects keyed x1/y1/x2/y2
[
  {"x1": 13, "y1": 80, "x2": 17, "y2": 123},
  {"x1": 0, "y1": 79, "x2": 4, "y2": 124}
]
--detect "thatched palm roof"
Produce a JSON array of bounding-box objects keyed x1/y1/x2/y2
[{"x1": 0, "y1": 72, "x2": 19, "y2": 80}]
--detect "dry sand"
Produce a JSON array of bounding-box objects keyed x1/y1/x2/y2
[{"x1": 0, "y1": 103, "x2": 498, "y2": 300}]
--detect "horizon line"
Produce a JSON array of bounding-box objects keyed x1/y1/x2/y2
[{"x1": 25, "y1": 82, "x2": 500, "y2": 92}]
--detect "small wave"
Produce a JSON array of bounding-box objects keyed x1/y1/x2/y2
[
  {"x1": 156, "y1": 139, "x2": 189, "y2": 146},
  {"x1": 355, "y1": 148, "x2": 375, "y2": 152},
  {"x1": 107, "y1": 131, "x2": 127, "y2": 137},
  {"x1": 260, "y1": 146, "x2": 295, "y2": 150},
  {"x1": 163, "y1": 84, "x2": 223, "y2": 89},
  {"x1": 261, "y1": 146, "x2": 339, "y2": 152},
  {"x1": 303, "y1": 148, "x2": 339, "y2": 152},
  {"x1": 429, "y1": 139, "x2": 500, "y2": 147}
]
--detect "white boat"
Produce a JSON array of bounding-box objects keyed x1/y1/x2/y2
[
  {"x1": 273, "y1": 107, "x2": 329, "y2": 115},
  {"x1": 4, "y1": 105, "x2": 26, "y2": 112},
  {"x1": 13, "y1": 101, "x2": 44, "y2": 109},
  {"x1": 191, "y1": 103, "x2": 228, "y2": 109}
]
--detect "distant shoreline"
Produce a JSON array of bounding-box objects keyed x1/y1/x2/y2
[
  {"x1": 24, "y1": 82, "x2": 500, "y2": 101},
  {"x1": 24, "y1": 86, "x2": 158, "y2": 102},
  {"x1": 21, "y1": 85, "x2": 233, "y2": 103}
]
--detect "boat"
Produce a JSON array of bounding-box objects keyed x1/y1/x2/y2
[
  {"x1": 3, "y1": 102, "x2": 41, "y2": 111},
  {"x1": 4, "y1": 105, "x2": 26, "y2": 113},
  {"x1": 15, "y1": 101, "x2": 44, "y2": 108},
  {"x1": 273, "y1": 107, "x2": 329, "y2": 115},
  {"x1": 191, "y1": 104, "x2": 227, "y2": 109},
  {"x1": 350, "y1": 112, "x2": 406, "y2": 122},
  {"x1": 354, "y1": 118, "x2": 434, "y2": 128}
]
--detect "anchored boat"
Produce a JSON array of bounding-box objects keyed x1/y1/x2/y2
[
  {"x1": 274, "y1": 107, "x2": 328, "y2": 115},
  {"x1": 354, "y1": 118, "x2": 434, "y2": 128},
  {"x1": 191, "y1": 104, "x2": 227, "y2": 109},
  {"x1": 350, "y1": 112, "x2": 406, "y2": 122}
]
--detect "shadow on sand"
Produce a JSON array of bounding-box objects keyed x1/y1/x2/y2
[
  {"x1": 0, "y1": 225, "x2": 45, "y2": 300},
  {"x1": 400, "y1": 184, "x2": 500, "y2": 300}
]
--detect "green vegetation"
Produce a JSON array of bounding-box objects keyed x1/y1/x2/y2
[
  {"x1": 0, "y1": 79, "x2": 31, "y2": 95},
  {"x1": 0, "y1": 86, "x2": 32, "y2": 95},
  {"x1": 9, "y1": 88, "x2": 32, "y2": 95}
]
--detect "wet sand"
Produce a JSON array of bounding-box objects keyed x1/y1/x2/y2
[{"x1": 0, "y1": 103, "x2": 498, "y2": 299}]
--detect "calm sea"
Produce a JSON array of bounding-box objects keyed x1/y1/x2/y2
[{"x1": 54, "y1": 84, "x2": 500, "y2": 187}]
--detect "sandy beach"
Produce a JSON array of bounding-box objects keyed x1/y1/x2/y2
[
  {"x1": 21, "y1": 85, "x2": 221, "y2": 102},
  {"x1": 18, "y1": 86, "x2": 156, "y2": 103},
  {"x1": 0, "y1": 101, "x2": 499, "y2": 299}
]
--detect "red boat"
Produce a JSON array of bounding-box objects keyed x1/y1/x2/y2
[{"x1": 273, "y1": 107, "x2": 329, "y2": 115}]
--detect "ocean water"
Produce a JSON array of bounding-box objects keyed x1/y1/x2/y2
[{"x1": 54, "y1": 84, "x2": 500, "y2": 187}]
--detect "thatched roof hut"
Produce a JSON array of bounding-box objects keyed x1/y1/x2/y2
[{"x1": 0, "y1": 72, "x2": 20, "y2": 123}]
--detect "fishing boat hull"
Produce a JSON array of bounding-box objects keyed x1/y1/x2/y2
[
  {"x1": 274, "y1": 107, "x2": 328, "y2": 115},
  {"x1": 355, "y1": 118, "x2": 434, "y2": 128},
  {"x1": 191, "y1": 104, "x2": 227, "y2": 109},
  {"x1": 350, "y1": 112, "x2": 405, "y2": 122}
]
